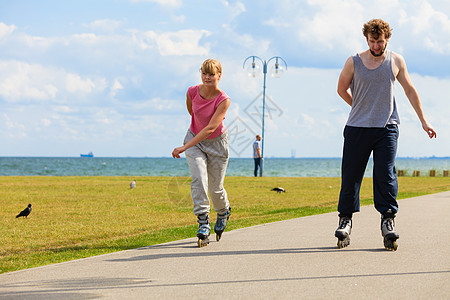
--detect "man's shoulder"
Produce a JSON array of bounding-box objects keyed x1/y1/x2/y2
[
  {"x1": 355, "y1": 50, "x2": 369, "y2": 58},
  {"x1": 390, "y1": 51, "x2": 405, "y2": 61},
  {"x1": 390, "y1": 51, "x2": 406, "y2": 69}
]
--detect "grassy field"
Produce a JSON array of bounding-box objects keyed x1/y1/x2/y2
[{"x1": 1, "y1": 176, "x2": 449, "y2": 274}]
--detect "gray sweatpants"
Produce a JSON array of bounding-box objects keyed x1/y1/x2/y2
[{"x1": 184, "y1": 130, "x2": 230, "y2": 216}]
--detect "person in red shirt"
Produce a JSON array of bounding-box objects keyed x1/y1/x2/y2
[{"x1": 172, "y1": 59, "x2": 232, "y2": 247}]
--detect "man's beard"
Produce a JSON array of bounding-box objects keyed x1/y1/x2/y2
[{"x1": 370, "y1": 47, "x2": 386, "y2": 57}]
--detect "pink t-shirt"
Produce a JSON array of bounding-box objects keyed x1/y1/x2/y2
[{"x1": 188, "y1": 84, "x2": 229, "y2": 139}]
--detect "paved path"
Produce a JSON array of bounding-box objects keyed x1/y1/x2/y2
[{"x1": 1, "y1": 191, "x2": 449, "y2": 299}]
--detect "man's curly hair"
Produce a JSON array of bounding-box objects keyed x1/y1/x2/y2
[{"x1": 363, "y1": 19, "x2": 392, "y2": 39}]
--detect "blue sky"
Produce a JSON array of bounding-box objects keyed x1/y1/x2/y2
[{"x1": 0, "y1": 0, "x2": 449, "y2": 158}]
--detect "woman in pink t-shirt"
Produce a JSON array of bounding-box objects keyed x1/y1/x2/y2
[{"x1": 172, "y1": 59, "x2": 231, "y2": 247}]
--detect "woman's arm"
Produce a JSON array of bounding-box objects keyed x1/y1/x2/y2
[
  {"x1": 186, "y1": 92, "x2": 192, "y2": 116},
  {"x1": 172, "y1": 98, "x2": 230, "y2": 158}
]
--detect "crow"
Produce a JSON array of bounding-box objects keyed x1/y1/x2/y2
[
  {"x1": 16, "y1": 204, "x2": 32, "y2": 218},
  {"x1": 130, "y1": 180, "x2": 136, "y2": 189},
  {"x1": 271, "y1": 187, "x2": 285, "y2": 193}
]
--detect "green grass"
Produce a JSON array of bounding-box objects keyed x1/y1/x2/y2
[{"x1": 1, "y1": 176, "x2": 449, "y2": 273}]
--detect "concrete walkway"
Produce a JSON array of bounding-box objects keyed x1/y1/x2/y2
[{"x1": 1, "y1": 191, "x2": 449, "y2": 299}]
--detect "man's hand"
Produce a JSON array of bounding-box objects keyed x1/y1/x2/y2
[{"x1": 422, "y1": 121, "x2": 437, "y2": 139}]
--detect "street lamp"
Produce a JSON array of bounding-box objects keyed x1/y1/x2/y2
[{"x1": 243, "y1": 56, "x2": 287, "y2": 176}]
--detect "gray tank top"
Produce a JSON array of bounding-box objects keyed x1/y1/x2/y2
[{"x1": 346, "y1": 50, "x2": 400, "y2": 127}]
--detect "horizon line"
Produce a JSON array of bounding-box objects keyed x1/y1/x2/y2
[{"x1": 1, "y1": 156, "x2": 449, "y2": 159}]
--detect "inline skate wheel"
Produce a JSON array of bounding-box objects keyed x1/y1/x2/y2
[
  {"x1": 384, "y1": 238, "x2": 398, "y2": 251},
  {"x1": 337, "y1": 237, "x2": 350, "y2": 249},
  {"x1": 198, "y1": 238, "x2": 209, "y2": 248}
]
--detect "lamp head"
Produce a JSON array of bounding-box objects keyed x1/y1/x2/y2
[
  {"x1": 247, "y1": 62, "x2": 261, "y2": 78},
  {"x1": 270, "y1": 62, "x2": 285, "y2": 78}
]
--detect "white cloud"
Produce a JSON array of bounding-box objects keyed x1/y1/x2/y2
[
  {"x1": 2, "y1": 114, "x2": 27, "y2": 138},
  {"x1": 41, "y1": 118, "x2": 52, "y2": 126},
  {"x1": 222, "y1": 0, "x2": 246, "y2": 20},
  {"x1": 148, "y1": 29, "x2": 211, "y2": 56},
  {"x1": 65, "y1": 74, "x2": 96, "y2": 93},
  {"x1": 299, "y1": 113, "x2": 316, "y2": 128},
  {"x1": 51, "y1": 105, "x2": 78, "y2": 113},
  {"x1": 0, "y1": 61, "x2": 59, "y2": 102},
  {"x1": 0, "y1": 22, "x2": 16, "y2": 38},
  {"x1": 110, "y1": 79, "x2": 124, "y2": 97},
  {"x1": 94, "y1": 109, "x2": 114, "y2": 125},
  {"x1": 0, "y1": 60, "x2": 108, "y2": 103},
  {"x1": 130, "y1": 0, "x2": 182, "y2": 8},
  {"x1": 398, "y1": 0, "x2": 450, "y2": 53},
  {"x1": 72, "y1": 33, "x2": 98, "y2": 42},
  {"x1": 132, "y1": 29, "x2": 211, "y2": 55},
  {"x1": 259, "y1": 0, "x2": 450, "y2": 67},
  {"x1": 296, "y1": 0, "x2": 365, "y2": 51},
  {"x1": 83, "y1": 19, "x2": 123, "y2": 32},
  {"x1": 171, "y1": 15, "x2": 186, "y2": 23},
  {"x1": 220, "y1": 24, "x2": 271, "y2": 55},
  {"x1": 145, "y1": 98, "x2": 181, "y2": 111},
  {"x1": 119, "y1": 98, "x2": 184, "y2": 113}
]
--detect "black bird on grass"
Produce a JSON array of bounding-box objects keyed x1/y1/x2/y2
[
  {"x1": 271, "y1": 187, "x2": 285, "y2": 193},
  {"x1": 16, "y1": 204, "x2": 32, "y2": 218}
]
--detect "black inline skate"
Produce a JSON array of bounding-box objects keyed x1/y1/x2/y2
[
  {"x1": 335, "y1": 215, "x2": 352, "y2": 249},
  {"x1": 381, "y1": 210, "x2": 399, "y2": 251}
]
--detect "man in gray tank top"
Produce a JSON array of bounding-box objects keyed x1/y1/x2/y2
[{"x1": 334, "y1": 19, "x2": 437, "y2": 251}]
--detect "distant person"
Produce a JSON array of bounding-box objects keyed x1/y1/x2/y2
[
  {"x1": 172, "y1": 59, "x2": 232, "y2": 247},
  {"x1": 253, "y1": 134, "x2": 262, "y2": 177},
  {"x1": 335, "y1": 19, "x2": 436, "y2": 251}
]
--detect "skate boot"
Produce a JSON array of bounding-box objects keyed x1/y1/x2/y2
[
  {"x1": 335, "y1": 215, "x2": 352, "y2": 249},
  {"x1": 214, "y1": 207, "x2": 231, "y2": 242},
  {"x1": 196, "y1": 214, "x2": 211, "y2": 248},
  {"x1": 381, "y1": 210, "x2": 399, "y2": 251}
]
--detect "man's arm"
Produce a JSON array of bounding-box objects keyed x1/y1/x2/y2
[
  {"x1": 337, "y1": 57, "x2": 354, "y2": 106},
  {"x1": 256, "y1": 146, "x2": 261, "y2": 158},
  {"x1": 394, "y1": 53, "x2": 437, "y2": 139}
]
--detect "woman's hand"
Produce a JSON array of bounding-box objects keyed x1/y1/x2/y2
[{"x1": 172, "y1": 146, "x2": 186, "y2": 158}]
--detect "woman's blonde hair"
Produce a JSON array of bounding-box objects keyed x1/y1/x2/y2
[{"x1": 200, "y1": 59, "x2": 222, "y2": 75}]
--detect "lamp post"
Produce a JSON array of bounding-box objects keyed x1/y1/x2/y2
[{"x1": 243, "y1": 56, "x2": 287, "y2": 176}]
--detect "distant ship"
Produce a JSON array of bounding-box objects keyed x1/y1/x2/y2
[{"x1": 80, "y1": 152, "x2": 94, "y2": 158}]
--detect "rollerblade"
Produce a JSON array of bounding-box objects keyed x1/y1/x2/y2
[
  {"x1": 196, "y1": 214, "x2": 210, "y2": 248},
  {"x1": 214, "y1": 207, "x2": 231, "y2": 242},
  {"x1": 381, "y1": 210, "x2": 399, "y2": 251},
  {"x1": 335, "y1": 215, "x2": 352, "y2": 249}
]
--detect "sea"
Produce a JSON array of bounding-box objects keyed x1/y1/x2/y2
[{"x1": 0, "y1": 157, "x2": 449, "y2": 177}]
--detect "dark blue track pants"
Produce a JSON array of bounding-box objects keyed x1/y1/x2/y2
[
  {"x1": 338, "y1": 125, "x2": 399, "y2": 216},
  {"x1": 254, "y1": 158, "x2": 261, "y2": 177}
]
